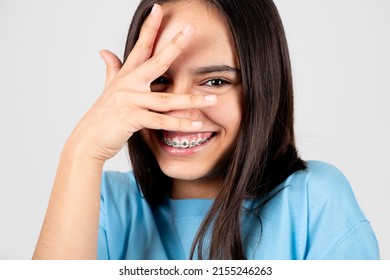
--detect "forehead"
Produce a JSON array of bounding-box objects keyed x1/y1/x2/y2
[{"x1": 152, "y1": 0, "x2": 238, "y2": 67}]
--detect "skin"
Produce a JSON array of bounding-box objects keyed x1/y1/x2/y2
[
  {"x1": 33, "y1": 1, "x2": 241, "y2": 259},
  {"x1": 141, "y1": 1, "x2": 242, "y2": 199}
]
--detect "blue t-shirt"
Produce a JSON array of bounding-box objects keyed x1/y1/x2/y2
[{"x1": 97, "y1": 161, "x2": 379, "y2": 259}]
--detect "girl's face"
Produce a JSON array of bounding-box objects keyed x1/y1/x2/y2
[{"x1": 141, "y1": 1, "x2": 242, "y2": 197}]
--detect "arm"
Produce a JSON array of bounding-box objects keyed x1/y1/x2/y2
[
  {"x1": 32, "y1": 146, "x2": 104, "y2": 259},
  {"x1": 32, "y1": 4, "x2": 215, "y2": 259}
]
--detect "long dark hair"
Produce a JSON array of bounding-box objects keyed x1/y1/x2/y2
[{"x1": 125, "y1": 0, "x2": 306, "y2": 259}]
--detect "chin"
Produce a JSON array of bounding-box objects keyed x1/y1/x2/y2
[{"x1": 158, "y1": 161, "x2": 211, "y2": 182}]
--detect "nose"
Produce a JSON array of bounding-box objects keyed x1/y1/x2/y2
[{"x1": 164, "y1": 79, "x2": 202, "y2": 120}]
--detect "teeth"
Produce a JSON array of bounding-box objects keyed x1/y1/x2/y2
[
  {"x1": 172, "y1": 138, "x2": 180, "y2": 148},
  {"x1": 190, "y1": 139, "x2": 197, "y2": 148},
  {"x1": 181, "y1": 138, "x2": 190, "y2": 148},
  {"x1": 162, "y1": 135, "x2": 212, "y2": 148}
]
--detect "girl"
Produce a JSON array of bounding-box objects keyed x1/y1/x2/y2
[{"x1": 33, "y1": 0, "x2": 379, "y2": 259}]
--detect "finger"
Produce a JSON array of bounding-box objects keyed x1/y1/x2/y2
[
  {"x1": 137, "y1": 110, "x2": 203, "y2": 132},
  {"x1": 114, "y1": 91, "x2": 217, "y2": 112},
  {"x1": 132, "y1": 24, "x2": 195, "y2": 84},
  {"x1": 123, "y1": 4, "x2": 163, "y2": 71},
  {"x1": 99, "y1": 50, "x2": 122, "y2": 87}
]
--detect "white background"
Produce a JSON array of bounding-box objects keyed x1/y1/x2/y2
[{"x1": 0, "y1": 0, "x2": 389, "y2": 259}]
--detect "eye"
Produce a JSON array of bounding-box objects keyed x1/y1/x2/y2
[
  {"x1": 150, "y1": 76, "x2": 171, "y2": 91},
  {"x1": 151, "y1": 76, "x2": 170, "y2": 85},
  {"x1": 202, "y1": 78, "x2": 230, "y2": 87}
]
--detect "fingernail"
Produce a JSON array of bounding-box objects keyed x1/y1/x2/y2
[
  {"x1": 204, "y1": 95, "x2": 217, "y2": 102},
  {"x1": 181, "y1": 24, "x2": 192, "y2": 34},
  {"x1": 191, "y1": 121, "x2": 202, "y2": 128},
  {"x1": 150, "y1": 4, "x2": 157, "y2": 16}
]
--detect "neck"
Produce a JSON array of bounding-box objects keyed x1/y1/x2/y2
[{"x1": 171, "y1": 176, "x2": 222, "y2": 199}]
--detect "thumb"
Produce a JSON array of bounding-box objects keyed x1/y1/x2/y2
[{"x1": 99, "y1": 50, "x2": 122, "y2": 87}]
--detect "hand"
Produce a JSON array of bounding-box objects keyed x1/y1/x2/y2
[{"x1": 64, "y1": 4, "x2": 217, "y2": 164}]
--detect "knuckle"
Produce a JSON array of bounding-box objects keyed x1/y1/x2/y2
[
  {"x1": 177, "y1": 118, "x2": 188, "y2": 130},
  {"x1": 134, "y1": 40, "x2": 153, "y2": 54},
  {"x1": 155, "y1": 113, "x2": 168, "y2": 126},
  {"x1": 177, "y1": 118, "x2": 184, "y2": 129},
  {"x1": 169, "y1": 36, "x2": 184, "y2": 51},
  {"x1": 153, "y1": 113, "x2": 190, "y2": 131},
  {"x1": 152, "y1": 55, "x2": 170, "y2": 70},
  {"x1": 190, "y1": 94, "x2": 198, "y2": 105},
  {"x1": 158, "y1": 92, "x2": 172, "y2": 105}
]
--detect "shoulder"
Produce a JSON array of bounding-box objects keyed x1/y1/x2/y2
[
  {"x1": 288, "y1": 160, "x2": 348, "y2": 185},
  {"x1": 284, "y1": 161, "x2": 379, "y2": 259},
  {"x1": 284, "y1": 160, "x2": 354, "y2": 203},
  {"x1": 284, "y1": 160, "x2": 363, "y2": 221},
  {"x1": 304, "y1": 160, "x2": 350, "y2": 190}
]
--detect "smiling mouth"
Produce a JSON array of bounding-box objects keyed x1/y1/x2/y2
[{"x1": 158, "y1": 131, "x2": 217, "y2": 149}]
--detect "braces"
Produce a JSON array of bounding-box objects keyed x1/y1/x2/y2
[{"x1": 162, "y1": 137, "x2": 210, "y2": 148}]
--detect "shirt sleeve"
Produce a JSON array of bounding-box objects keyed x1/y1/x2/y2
[
  {"x1": 323, "y1": 220, "x2": 380, "y2": 259},
  {"x1": 97, "y1": 171, "x2": 112, "y2": 260},
  {"x1": 97, "y1": 171, "x2": 118, "y2": 260},
  {"x1": 304, "y1": 161, "x2": 380, "y2": 259},
  {"x1": 97, "y1": 205, "x2": 109, "y2": 259}
]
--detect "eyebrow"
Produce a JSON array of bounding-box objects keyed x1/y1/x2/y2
[{"x1": 190, "y1": 65, "x2": 241, "y2": 75}]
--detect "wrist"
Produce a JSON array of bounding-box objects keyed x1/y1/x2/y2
[{"x1": 61, "y1": 140, "x2": 106, "y2": 171}]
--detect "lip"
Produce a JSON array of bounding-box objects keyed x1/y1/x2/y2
[{"x1": 155, "y1": 130, "x2": 216, "y2": 156}]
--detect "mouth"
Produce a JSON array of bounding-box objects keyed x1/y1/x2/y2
[{"x1": 157, "y1": 130, "x2": 217, "y2": 150}]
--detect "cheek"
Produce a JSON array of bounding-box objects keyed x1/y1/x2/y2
[{"x1": 204, "y1": 93, "x2": 242, "y2": 132}]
